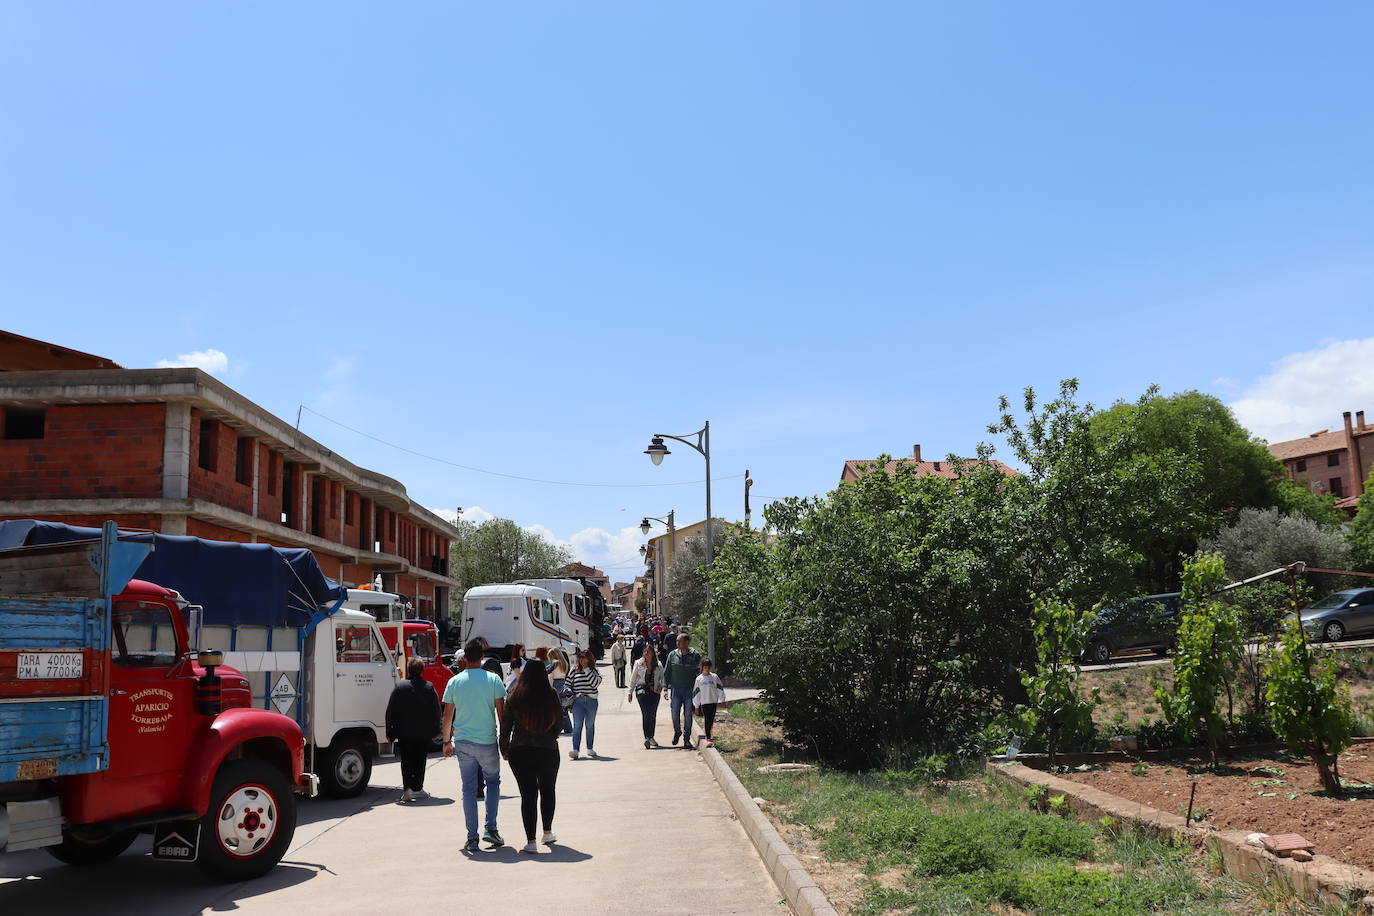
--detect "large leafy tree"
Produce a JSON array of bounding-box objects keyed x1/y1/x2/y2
[
  {"x1": 709, "y1": 380, "x2": 1198, "y2": 768},
  {"x1": 1087, "y1": 390, "x2": 1327, "y2": 589},
  {"x1": 1349, "y1": 471, "x2": 1374, "y2": 573},
  {"x1": 449, "y1": 517, "x2": 574, "y2": 592}
]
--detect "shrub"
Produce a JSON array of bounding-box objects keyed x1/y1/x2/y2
[
  {"x1": 912, "y1": 817, "x2": 1007, "y2": 876},
  {"x1": 1266, "y1": 617, "x2": 1356, "y2": 795},
  {"x1": 1019, "y1": 816, "x2": 1097, "y2": 860}
]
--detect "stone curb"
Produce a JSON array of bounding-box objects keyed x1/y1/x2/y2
[
  {"x1": 701, "y1": 744, "x2": 840, "y2": 916},
  {"x1": 988, "y1": 761, "x2": 1374, "y2": 913}
]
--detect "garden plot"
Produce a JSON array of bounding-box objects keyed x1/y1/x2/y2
[{"x1": 1053, "y1": 749, "x2": 1374, "y2": 874}]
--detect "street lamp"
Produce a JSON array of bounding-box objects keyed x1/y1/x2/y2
[
  {"x1": 639, "y1": 511, "x2": 675, "y2": 622},
  {"x1": 643, "y1": 421, "x2": 714, "y2": 661}
]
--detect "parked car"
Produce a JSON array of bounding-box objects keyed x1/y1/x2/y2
[
  {"x1": 1300, "y1": 589, "x2": 1374, "y2": 643},
  {"x1": 1083, "y1": 593, "x2": 1181, "y2": 665}
]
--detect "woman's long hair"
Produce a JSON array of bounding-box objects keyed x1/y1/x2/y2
[
  {"x1": 510, "y1": 643, "x2": 525, "y2": 665},
  {"x1": 643, "y1": 646, "x2": 658, "y2": 671},
  {"x1": 507, "y1": 658, "x2": 562, "y2": 734}
]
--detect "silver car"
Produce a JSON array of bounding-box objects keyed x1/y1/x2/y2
[{"x1": 1300, "y1": 589, "x2": 1374, "y2": 642}]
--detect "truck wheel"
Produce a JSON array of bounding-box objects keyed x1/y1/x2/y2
[
  {"x1": 196, "y1": 758, "x2": 296, "y2": 883},
  {"x1": 46, "y1": 827, "x2": 138, "y2": 865},
  {"x1": 319, "y1": 736, "x2": 372, "y2": 798}
]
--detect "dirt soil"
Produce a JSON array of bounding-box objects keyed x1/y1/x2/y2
[{"x1": 1056, "y1": 747, "x2": 1374, "y2": 872}]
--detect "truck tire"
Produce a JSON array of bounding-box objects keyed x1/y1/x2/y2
[
  {"x1": 46, "y1": 827, "x2": 138, "y2": 865},
  {"x1": 319, "y1": 736, "x2": 372, "y2": 799},
  {"x1": 1085, "y1": 640, "x2": 1112, "y2": 665},
  {"x1": 196, "y1": 757, "x2": 296, "y2": 883}
]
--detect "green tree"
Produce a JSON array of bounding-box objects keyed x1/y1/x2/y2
[
  {"x1": 667, "y1": 535, "x2": 709, "y2": 624},
  {"x1": 449, "y1": 517, "x2": 574, "y2": 592},
  {"x1": 1012, "y1": 599, "x2": 1100, "y2": 764},
  {"x1": 1087, "y1": 390, "x2": 1322, "y2": 589},
  {"x1": 1154, "y1": 553, "x2": 1243, "y2": 765},
  {"x1": 1348, "y1": 471, "x2": 1374, "y2": 572},
  {"x1": 1265, "y1": 616, "x2": 1355, "y2": 795},
  {"x1": 709, "y1": 380, "x2": 1202, "y2": 768}
]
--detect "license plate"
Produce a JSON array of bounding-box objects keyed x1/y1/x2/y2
[{"x1": 16, "y1": 652, "x2": 84, "y2": 679}]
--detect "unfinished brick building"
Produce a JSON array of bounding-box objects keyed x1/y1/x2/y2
[{"x1": 0, "y1": 330, "x2": 459, "y2": 617}]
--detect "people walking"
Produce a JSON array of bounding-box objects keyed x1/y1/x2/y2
[
  {"x1": 665, "y1": 633, "x2": 702, "y2": 748},
  {"x1": 500, "y1": 659, "x2": 564, "y2": 854},
  {"x1": 628, "y1": 646, "x2": 665, "y2": 748},
  {"x1": 566, "y1": 649, "x2": 602, "y2": 760},
  {"x1": 610, "y1": 634, "x2": 628, "y2": 688},
  {"x1": 441, "y1": 638, "x2": 507, "y2": 852},
  {"x1": 386, "y1": 657, "x2": 441, "y2": 802},
  {"x1": 692, "y1": 657, "x2": 726, "y2": 748}
]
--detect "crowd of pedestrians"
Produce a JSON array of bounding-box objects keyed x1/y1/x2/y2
[{"x1": 383, "y1": 614, "x2": 726, "y2": 855}]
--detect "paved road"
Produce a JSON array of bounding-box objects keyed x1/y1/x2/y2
[
  {"x1": 0, "y1": 677, "x2": 780, "y2": 915},
  {"x1": 1088, "y1": 635, "x2": 1374, "y2": 671}
]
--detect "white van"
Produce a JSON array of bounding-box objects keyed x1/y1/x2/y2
[
  {"x1": 517, "y1": 578, "x2": 590, "y2": 650},
  {"x1": 461, "y1": 583, "x2": 582, "y2": 657}
]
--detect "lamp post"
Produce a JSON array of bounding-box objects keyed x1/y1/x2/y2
[
  {"x1": 644, "y1": 422, "x2": 714, "y2": 661},
  {"x1": 640, "y1": 511, "x2": 675, "y2": 621}
]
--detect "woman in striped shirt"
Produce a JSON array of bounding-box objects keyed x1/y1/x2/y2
[{"x1": 567, "y1": 649, "x2": 602, "y2": 760}]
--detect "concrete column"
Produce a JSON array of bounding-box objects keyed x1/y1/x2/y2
[
  {"x1": 301, "y1": 471, "x2": 312, "y2": 535},
  {"x1": 250, "y1": 441, "x2": 262, "y2": 519},
  {"x1": 161, "y1": 402, "x2": 192, "y2": 499},
  {"x1": 338, "y1": 483, "x2": 346, "y2": 545}
]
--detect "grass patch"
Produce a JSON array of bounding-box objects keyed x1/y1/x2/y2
[{"x1": 716, "y1": 698, "x2": 1353, "y2": 915}]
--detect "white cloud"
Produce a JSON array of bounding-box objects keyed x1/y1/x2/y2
[
  {"x1": 1230, "y1": 338, "x2": 1374, "y2": 443},
  {"x1": 429, "y1": 505, "x2": 496, "y2": 526},
  {"x1": 156, "y1": 348, "x2": 229, "y2": 376}
]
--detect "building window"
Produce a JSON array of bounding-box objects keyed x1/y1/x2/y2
[
  {"x1": 1328, "y1": 453, "x2": 1341, "y2": 467},
  {"x1": 267, "y1": 451, "x2": 279, "y2": 496},
  {"x1": 235, "y1": 436, "x2": 254, "y2": 484},
  {"x1": 2, "y1": 406, "x2": 45, "y2": 440},
  {"x1": 345, "y1": 492, "x2": 355, "y2": 526},
  {"x1": 200, "y1": 417, "x2": 218, "y2": 469},
  {"x1": 1332, "y1": 477, "x2": 1345, "y2": 498},
  {"x1": 1296, "y1": 458, "x2": 1307, "y2": 472}
]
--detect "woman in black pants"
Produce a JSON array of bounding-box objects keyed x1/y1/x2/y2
[
  {"x1": 500, "y1": 659, "x2": 564, "y2": 854},
  {"x1": 627, "y1": 646, "x2": 665, "y2": 748}
]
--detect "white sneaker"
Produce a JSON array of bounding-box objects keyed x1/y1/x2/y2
[
  {"x1": 520, "y1": 842, "x2": 538, "y2": 854},
  {"x1": 568, "y1": 750, "x2": 579, "y2": 760},
  {"x1": 587, "y1": 749, "x2": 598, "y2": 759},
  {"x1": 411, "y1": 789, "x2": 431, "y2": 800},
  {"x1": 400, "y1": 788, "x2": 414, "y2": 802},
  {"x1": 541, "y1": 831, "x2": 557, "y2": 845}
]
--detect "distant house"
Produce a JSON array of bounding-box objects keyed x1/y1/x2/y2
[
  {"x1": 840, "y1": 444, "x2": 1018, "y2": 484},
  {"x1": 1267, "y1": 410, "x2": 1372, "y2": 513},
  {"x1": 557, "y1": 561, "x2": 613, "y2": 604}
]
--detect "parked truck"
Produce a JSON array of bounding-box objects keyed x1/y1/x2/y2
[
  {"x1": 341, "y1": 587, "x2": 452, "y2": 704},
  {"x1": 461, "y1": 583, "x2": 583, "y2": 658},
  {"x1": 0, "y1": 522, "x2": 316, "y2": 882},
  {"x1": 0, "y1": 520, "x2": 401, "y2": 801}
]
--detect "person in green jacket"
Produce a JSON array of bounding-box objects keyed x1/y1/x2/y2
[{"x1": 664, "y1": 633, "x2": 702, "y2": 748}]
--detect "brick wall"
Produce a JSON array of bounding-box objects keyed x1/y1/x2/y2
[
  {"x1": 188, "y1": 410, "x2": 253, "y2": 514},
  {"x1": 257, "y1": 445, "x2": 283, "y2": 525},
  {"x1": 0, "y1": 403, "x2": 165, "y2": 500},
  {"x1": 0, "y1": 513, "x2": 163, "y2": 532}
]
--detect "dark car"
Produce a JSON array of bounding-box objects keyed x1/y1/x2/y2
[
  {"x1": 1083, "y1": 593, "x2": 1181, "y2": 665},
  {"x1": 1300, "y1": 589, "x2": 1374, "y2": 643}
]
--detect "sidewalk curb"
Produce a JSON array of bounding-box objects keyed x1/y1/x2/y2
[{"x1": 700, "y1": 744, "x2": 840, "y2": 916}]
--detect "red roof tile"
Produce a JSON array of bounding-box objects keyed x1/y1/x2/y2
[
  {"x1": 841, "y1": 457, "x2": 1019, "y2": 482},
  {"x1": 1267, "y1": 429, "x2": 1351, "y2": 462}
]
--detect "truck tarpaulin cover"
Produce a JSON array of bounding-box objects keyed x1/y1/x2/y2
[{"x1": 0, "y1": 520, "x2": 347, "y2": 627}]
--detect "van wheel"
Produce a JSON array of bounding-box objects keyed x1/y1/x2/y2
[
  {"x1": 319, "y1": 736, "x2": 372, "y2": 798},
  {"x1": 196, "y1": 758, "x2": 296, "y2": 882},
  {"x1": 46, "y1": 827, "x2": 138, "y2": 865}
]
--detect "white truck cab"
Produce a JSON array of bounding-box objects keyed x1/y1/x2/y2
[{"x1": 462, "y1": 583, "x2": 582, "y2": 657}]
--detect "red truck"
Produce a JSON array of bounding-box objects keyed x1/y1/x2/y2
[
  {"x1": 344, "y1": 586, "x2": 454, "y2": 700},
  {"x1": 0, "y1": 523, "x2": 317, "y2": 882}
]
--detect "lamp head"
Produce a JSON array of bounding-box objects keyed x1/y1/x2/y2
[
  {"x1": 640, "y1": 518, "x2": 651, "y2": 535},
  {"x1": 644, "y1": 436, "x2": 670, "y2": 466}
]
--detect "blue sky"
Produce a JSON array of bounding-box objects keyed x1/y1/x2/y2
[{"x1": 3, "y1": 3, "x2": 1372, "y2": 576}]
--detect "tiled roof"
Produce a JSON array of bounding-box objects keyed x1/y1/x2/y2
[
  {"x1": 841, "y1": 457, "x2": 1019, "y2": 481},
  {"x1": 1267, "y1": 429, "x2": 1350, "y2": 462},
  {"x1": 1336, "y1": 495, "x2": 1360, "y2": 511}
]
